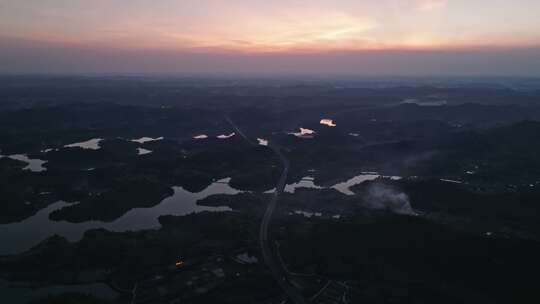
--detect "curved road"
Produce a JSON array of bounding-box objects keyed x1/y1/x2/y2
[{"x1": 225, "y1": 116, "x2": 306, "y2": 304}]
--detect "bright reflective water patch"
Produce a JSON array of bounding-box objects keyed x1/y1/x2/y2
[
  {"x1": 257, "y1": 138, "x2": 269, "y2": 146},
  {"x1": 131, "y1": 137, "x2": 164, "y2": 144},
  {"x1": 1, "y1": 154, "x2": 47, "y2": 172},
  {"x1": 288, "y1": 128, "x2": 315, "y2": 138},
  {"x1": 331, "y1": 173, "x2": 381, "y2": 195},
  {"x1": 64, "y1": 138, "x2": 103, "y2": 150},
  {"x1": 137, "y1": 148, "x2": 152, "y2": 155},
  {"x1": 284, "y1": 176, "x2": 323, "y2": 193},
  {"x1": 401, "y1": 98, "x2": 447, "y2": 106},
  {"x1": 291, "y1": 210, "x2": 322, "y2": 218},
  {"x1": 217, "y1": 132, "x2": 235, "y2": 139},
  {"x1": 320, "y1": 119, "x2": 336, "y2": 127},
  {"x1": 0, "y1": 178, "x2": 240, "y2": 255},
  {"x1": 235, "y1": 252, "x2": 258, "y2": 264},
  {"x1": 440, "y1": 179, "x2": 464, "y2": 184},
  {"x1": 40, "y1": 148, "x2": 58, "y2": 153},
  {"x1": 268, "y1": 173, "x2": 401, "y2": 196}
]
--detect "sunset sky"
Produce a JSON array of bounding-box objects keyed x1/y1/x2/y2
[{"x1": 1, "y1": 0, "x2": 540, "y2": 75}]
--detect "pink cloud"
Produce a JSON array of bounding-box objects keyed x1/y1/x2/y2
[{"x1": 415, "y1": 0, "x2": 448, "y2": 11}]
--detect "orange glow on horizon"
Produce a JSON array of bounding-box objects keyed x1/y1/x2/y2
[
  {"x1": 6, "y1": 30, "x2": 540, "y2": 56},
  {"x1": 1, "y1": 1, "x2": 540, "y2": 75},
  {"x1": 1, "y1": 1, "x2": 540, "y2": 55}
]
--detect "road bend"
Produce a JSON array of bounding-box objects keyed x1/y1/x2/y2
[{"x1": 225, "y1": 116, "x2": 306, "y2": 304}]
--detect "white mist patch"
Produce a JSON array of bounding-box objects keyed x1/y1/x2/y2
[
  {"x1": 320, "y1": 119, "x2": 336, "y2": 127},
  {"x1": 363, "y1": 183, "x2": 415, "y2": 215},
  {"x1": 217, "y1": 132, "x2": 235, "y2": 139},
  {"x1": 65, "y1": 138, "x2": 103, "y2": 150},
  {"x1": 131, "y1": 137, "x2": 164, "y2": 144}
]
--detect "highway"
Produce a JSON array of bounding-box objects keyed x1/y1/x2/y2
[
  {"x1": 224, "y1": 115, "x2": 254, "y2": 145},
  {"x1": 225, "y1": 116, "x2": 306, "y2": 304}
]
